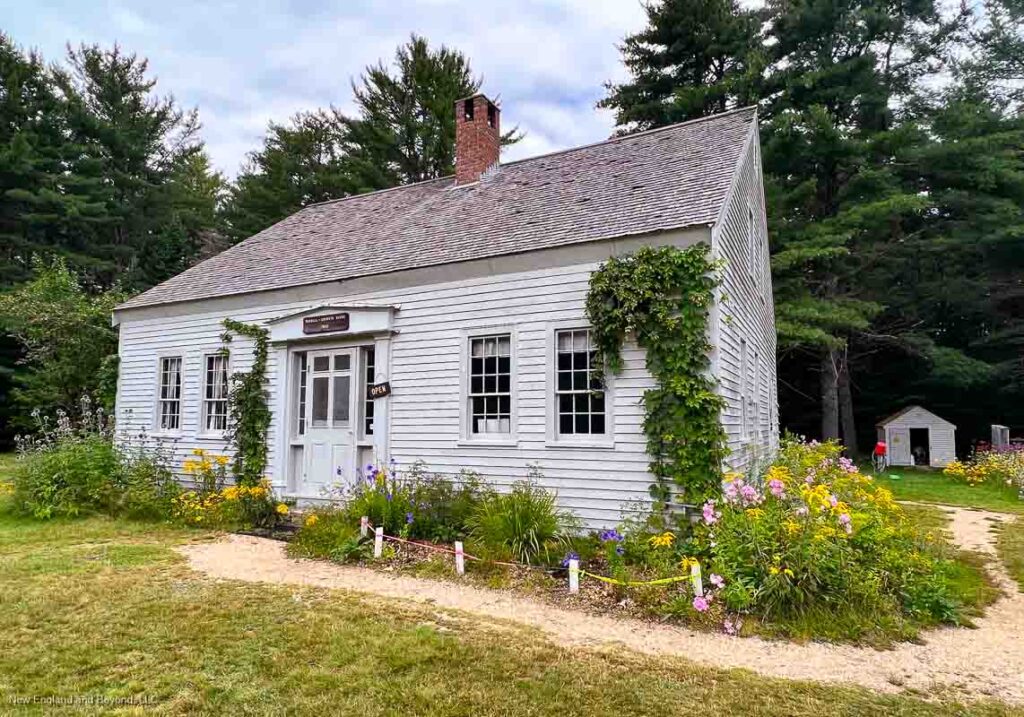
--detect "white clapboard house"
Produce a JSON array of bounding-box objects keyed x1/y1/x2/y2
[{"x1": 113, "y1": 96, "x2": 777, "y2": 526}]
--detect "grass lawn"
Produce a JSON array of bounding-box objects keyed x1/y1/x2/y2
[
  {"x1": 874, "y1": 466, "x2": 1024, "y2": 514},
  {"x1": 0, "y1": 508, "x2": 1015, "y2": 714},
  {"x1": 995, "y1": 515, "x2": 1024, "y2": 592}
]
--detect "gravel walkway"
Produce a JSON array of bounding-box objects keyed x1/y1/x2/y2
[{"x1": 179, "y1": 506, "x2": 1023, "y2": 704}]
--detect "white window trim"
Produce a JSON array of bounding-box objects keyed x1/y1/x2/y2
[
  {"x1": 198, "y1": 352, "x2": 231, "y2": 438},
  {"x1": 545, "y1": 321, "x2": 615, "y2": 450},
  {"x1": 152, "y1": 353, "x2": 184, "y2": 436},
  {"x1": 458, "y1": 325, "x2": 518, "y2": 447}
]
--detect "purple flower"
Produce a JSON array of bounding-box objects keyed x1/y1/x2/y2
[
  {"x1": 838, "y1": 513, "x2": 852, "y2": 534},
  {"x1": 599, "y1": 529, "x2": 623, "y2": 543},
  {"x1": 829, "y1": 494, "x2": 838, "y2": 508},
  {"x1": 693, "y1": 596, "x2": 709, "y2": 612},
  {"x1": 723, "y1": 481, "x2": 739, "y2": 503},
  {"x1": 710, "y1": 573, "x2": 725, "y2": 588},
  {"x1": 740, "y1": 484, "x2": 762, "y2": 506},
  {"x1": 615, "y1": 545, "x2": 625, "y2": 556},
  {"x1": 405, "y1": 512, "x2": 414, "y2": 524},
  {"x1": 561, "y1": 551, "x2": 579, "y2": 568},
  {"x1": 794, "y1": 505, "x2": 809, "y2": 517},
  {"x1": 768, "y1": 479, "x2": 785, "y2": 498},
  {"x1": 386, "y1": 492, "x2": 393, "y2": 502}
]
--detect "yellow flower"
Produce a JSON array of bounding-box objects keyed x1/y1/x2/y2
[
  {"x1": 769, "y1": 566, "x2": 780, "y2": 575},
  {"x1": 182, "y1": 459, "x2": 198, "y2": 474},
  {"x1": 679, "y1": 556, "x2": 700, "y2": 570},
  {"x1": 215, "y1": 455, "x2": 230, "y2": 466},
  {"x1": 648, "y1": 531, "x2": 676, "y2": 548},
  {"x1": 192, "y1": 448, "x2": 206, "y2": 457},
  {"x1": 221, "y1": 486, "x2": 239, "y2": 501},
  {"x1": 724, "y1": 471, "x2": 743, "y2": 483},
  {"x1": 276, "y1": 503, "x2": 289, "y2": 515},
  {"x1": 783, "y1": 568, "x2": 794, "y2": 578},
  {"x1": 745, "y1": 508, "x2": 765, "y2": 519},
  {"x1": 783, "y1": 520, "x2": 800, "y2": 535},
  {"x1": 305, "y1": 514, "x2": 319, "y2": 527}
]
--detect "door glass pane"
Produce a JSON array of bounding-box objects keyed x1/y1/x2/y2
[
  {"x1": 311, "y1": 376, "x2": 329, "y2": 426},
  {"x1": 333, "y1": 375, "x2": 351, "y2": 423},
  {"x1": 313, "y1": 356, "x2": 330, "y2": 372},
  {"x1": 333, "y1": 354, "x2": 351, "y2": 371}
]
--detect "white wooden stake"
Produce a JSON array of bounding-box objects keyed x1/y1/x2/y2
[
  {"x1": 360, "y1": 516, "x2": 369, "y2": 538},
  {"x1": 373, "y1": 526, "x2": 383, "y2": 558},
  {"x1": 454, "y1": 541, "x2": 465, "y2": 575},
  {"x1": 568, "y1": 559, "x2": 580, "y2": 594},
  {"x1": 690, "y1": 562, "x2": 704, "y2": 597}
]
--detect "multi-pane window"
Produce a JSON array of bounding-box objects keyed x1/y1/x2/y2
[
  {"x1": 363, "y1": 347, "x2": 375, "y2": 436},
  {"x1": 555, "y1": 329, "x2": 605, "y2": 436},
  {"x1": 157, "y1": 356, "x2": 182, "y2": 431},
  {"x1": 202, "y1": 354, "x2": 229, "y2": 432},
  {"x1": 469, "y1": 335, "x2": 511, "y2": 434}
]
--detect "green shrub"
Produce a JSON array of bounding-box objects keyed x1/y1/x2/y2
[
  {"x1": 288, "y1": 509, "x2": 367, "y2": 562},
  {"x1": 12, "y1": 403, "x2": 177, "y2": 522},
  {"x1": 12, "y1": 432, "x2": 120, "y2": 518},
  {"x1": 466, "y1": 475, "x2": 577, "y2": 565}
]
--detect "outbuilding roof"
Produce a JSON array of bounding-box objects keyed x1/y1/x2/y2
[
  {"x1": 118, "y1": 106, "x2": 757, "y2": 311},
  {"x1": 876, "y1": 405, "x2": 956, "y2": 428}
]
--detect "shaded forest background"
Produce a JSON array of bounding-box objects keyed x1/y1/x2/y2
[{"x1": 1, "y1": 0, "x2": 1022, "y2": 456}]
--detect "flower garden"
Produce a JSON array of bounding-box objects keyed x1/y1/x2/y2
[
  {"x1": 1, "y1": 401, "x2": 995, "y2": 645},
  {"x1": 945, "y1": 447, "x2": 1024, "y2": 497},
  {"x1": 288, "y1": 439, "x2": 994, "y2": 644}
]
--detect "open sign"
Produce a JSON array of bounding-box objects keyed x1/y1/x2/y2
[{"x1": 368, "y1": 382, "x2": 391, "y2": 399}]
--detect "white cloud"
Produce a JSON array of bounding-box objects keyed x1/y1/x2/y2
[{"x1": 6, "y1": 0, "x2": 648, "y2": 177}]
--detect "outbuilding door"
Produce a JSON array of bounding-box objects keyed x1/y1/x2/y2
[
  {"x1": 889, "y1": 427, "x2": 911, "y2": 466},
  {"x1": 299, "y1": 347, "x2": 357, "y2": 496}
]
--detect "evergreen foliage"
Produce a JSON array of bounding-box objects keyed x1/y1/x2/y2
[{"x1": 603, "y1": 0, "x2": 1024, "y2": 451}]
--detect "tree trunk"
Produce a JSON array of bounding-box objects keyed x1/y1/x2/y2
[
  {"x1": 838, "y1": 349, "x2": 859, "y2": 456},
  {"x1": 820, "y1": 348, "x2": 840, "y2": 441}
]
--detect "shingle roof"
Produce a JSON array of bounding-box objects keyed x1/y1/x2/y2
[{"x1": 118, "y1": 106, "x2": 757, "y2": 311}]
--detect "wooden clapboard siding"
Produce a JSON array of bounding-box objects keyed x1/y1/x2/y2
[
  {"x1": 711, "y1": 122, "x2": 779, "y2": 471},
  {"x1": 116, "y1": 243, "x2": 706, "y2": 528}
]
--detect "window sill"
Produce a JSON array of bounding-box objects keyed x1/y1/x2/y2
[
  {"x1": 545, "y1": 439, "x2": 616, "y2": 451},
  {"x1": 195, "y1": 433, "x2": 229, "y2": 441},
  {"x1": 456, "y1": 438, "x2": 519, "y2": 448}
]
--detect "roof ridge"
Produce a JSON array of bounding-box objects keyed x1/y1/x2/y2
[
  {"x1": 500, "y1": 105, "x2": 758, "y2": 168},
  {"x1": 301, "y1": 105, "x2": 758, "y2": 211}
]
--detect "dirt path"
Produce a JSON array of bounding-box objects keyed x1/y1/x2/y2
[{"x1": 179, "y1": 506, "x2": 1024, "y2": 704}]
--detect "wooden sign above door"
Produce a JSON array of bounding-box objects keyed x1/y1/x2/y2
[{"x1": 302, "y1": 313, "x2": 350, "y2": 334}]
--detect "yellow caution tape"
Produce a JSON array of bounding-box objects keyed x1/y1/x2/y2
[{"x1": 579, "y1": 571, "x2": 691, "y2": 587}]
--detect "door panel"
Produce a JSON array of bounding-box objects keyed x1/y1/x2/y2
[
  {"x1": 298, "y1": 347, "x2": 358, "y2": 496},
  {"x1": 889, "y1": 428, "x2": 911, "y2": 466}
]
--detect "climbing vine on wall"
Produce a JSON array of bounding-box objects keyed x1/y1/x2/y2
[
  {"x1": 585, "y1": 244, "x2": 727, "y2": 517},
  {"x1": 220, "y1": 319, "x2": 271, "y2": 487}
]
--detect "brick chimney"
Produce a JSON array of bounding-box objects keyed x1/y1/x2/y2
[{"x1": 455, "y1": 94, "x2": 500, "y2": 184}]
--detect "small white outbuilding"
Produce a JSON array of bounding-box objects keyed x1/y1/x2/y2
[{"x1": 876, "y1": 405, "x2": 957, "y2": 468}]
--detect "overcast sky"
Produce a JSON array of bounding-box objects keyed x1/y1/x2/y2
[{"x1": 5, "y1": 1, "x2": 648, "y2": 177}]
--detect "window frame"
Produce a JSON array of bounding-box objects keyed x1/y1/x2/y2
[
  {"x1": 545, "y1": 322, "x2": 615, "y2": 449},
  {"x1": 153, "y1": 354, "x2": 184, "y2": 435},
  {"x1": 459, "y1": 326, "x2": 518, "y2": 446},
  {"x1": 199, "y1": 352, "x2": 230, "y2": 437}
]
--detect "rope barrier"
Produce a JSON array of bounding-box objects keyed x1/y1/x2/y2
[{"x1": 360, "y1": 516, "x2": 695, "y2": 586}]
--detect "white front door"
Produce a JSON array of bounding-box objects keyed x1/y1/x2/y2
[
  {"x1": 300, "y1": 348, "x2": 357, "y2": 495},
  {"x1": 889, "y1": 427, "x2": 911, "y2": 466}
]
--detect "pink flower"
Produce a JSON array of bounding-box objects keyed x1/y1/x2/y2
[
  {"x1": 838, "y1": 512, "x2": 852, "y2": 534},
  {"x1": 693, "y1": 596, "x2": 709, "y2": 612},
  {"x1": 702, "y1": 501, "x2": 719, "y2": 525},
  {"x1": 768, "y1": 478, "x2": 785, "y2": 497},
  {"x1": 710, "y1": 573, "x2": 725, "y2": 588},
  {"x1": 723, "y1": 481, "x2": 739, "y2": 503},
  {"x1": 723, "y1": 618, "x2": 741, "y2": 635},
  {"x1": 740, "y1": 484, "x2": 762, "y2": 505},
  {"x1": 795, "y1": 505, "x2": 809, "y2": 517},
  {"x1": 829, "y1": 494, "x2": 838, "y2": 508}
]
